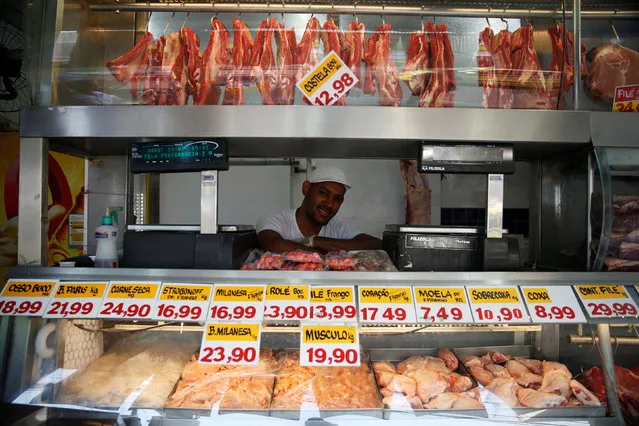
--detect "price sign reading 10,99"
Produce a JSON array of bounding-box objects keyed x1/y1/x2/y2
[
  {"x1": 44, "y1": 282, "x2": 108, "y2": 319},
  {"x1": 208, "y1": 284, "x2": 266, "y2": 322},
  {"x1": 98, "y1": 282, "x2": 160, "y2": 320},
  {"x1": 521, "y1": 286, "x2": 587, "y2": 323},
  {"x1": 574, "y1": 285, "x2": 639, "y2": 319},
  {"x1": 154, "y1": 283, "x2": 212, "y2": 322},
  {"x1": 467, "y1": 286, "x2": 531, "y2": 324},
  {"x1": 0, "y1": 279, "x2": 57, "y2": 317}
]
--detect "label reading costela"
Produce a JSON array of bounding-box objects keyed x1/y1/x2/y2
[
  {"x1": 205, "y1": 323, "x2": 260, "y2": 341},
  {"x1": 311, "y1": 287, "x2": 354, "y2": 303},
  {"x1": 160, "y1": 284, "x2": 211, "y2": 302},
  {"x1": 299, "y1": 52, "x2": 343, "y2": 97},
  {"x1": 1, "y1": 281, "x2": 56, "y2": 298},
  {"x1": 469, "y1": 287, "x2": 521, "y2": 303},
  {"x1": 359, "y1": 287, "x2": 413, "y2": 304},
  {"x1": 213, "y1": 286, "x2": 265, "y2": 302},
  {"x1": 415, "y1": 287, "x2": 466, "y2": 304},
  {"x1": 576, "y1": 285, "x2": 628, "y2": 299},
  {"x1": 302, "y1": 325, "x2": 358, "y2": 344},
  {"x1": 107, "y1": 283, "x2": 159, "y2": 299}
]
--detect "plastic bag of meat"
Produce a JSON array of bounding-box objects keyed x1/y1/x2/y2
[
  {"x1": 240, "y1": 248, "x2": 263, "y2": 270},
  {"x1": 255, "y1": 253, "x2": 285, "y2": 270},
  {"x1": 283, "y1": 250, "x2": 324, "y2": 264},
  {"x1": 294, "y1": 262, "x2": 327, "y2": 271},
  {"x1": 348, "y1": 250, "x2": 398, "y2": 272},
  {"x1": 325, "y1": 251, "x2": 357, "y2": 271}
]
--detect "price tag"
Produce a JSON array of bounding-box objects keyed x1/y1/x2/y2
[
  {"x1": 613, "y1": 84, "x2": 639, "y2": 112},
  {"x1": 467, "y1": 287, "x2": 530, "y2": 324},
  {"x1": 44, "y1": 282, "x2": 108, "y2": 319},
  {"x1": 358, "y1": 286, "x2": 417, "y2": 324},
  {"x1": 208, "y1": 284, "x2": 265, "y2": 322},
  {"x1": 98, "y1": 281, "x2": 160, "y2": 320},
  {"x1": 522, "y1": 286, "x2": 587, "y2": 323},
  {"x1": 300, "y1": 324, "x2": 360, "y2": 366},
  {"x1": 0, "y1": 279, "x2": 56, "y2": 317},
  {"x1": 574, "y1": 285, "x2": 639, "y2": 319},
  {"x1": 198, "y1": 323, "x2": 261, "y2": 365},
  {"x1": 296, "y1": 50, "x2": 358, "y2": 106},
  {"x1": 413, "y1": 287, "x2": 474, "y2": 324},
  {"x1": 264, "y1": 284, "x2": 310, "y2": 321},
  {"x1": 309, "y1": 286, "x2": 358, "y2": 322},
  {"x1": 154, "y1": 283, "x2": 211, "y2": 322}
]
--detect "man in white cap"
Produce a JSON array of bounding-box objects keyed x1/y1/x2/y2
[{"x1": 257, "y1": 166, "x2": 381, "y2": 253}]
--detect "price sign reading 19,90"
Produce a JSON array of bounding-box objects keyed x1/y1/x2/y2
[
  {"x1": 309, "y1": 286, "x2": 357, "y2": 322},
  {"x1": 0, "y1": 279, "x2": 57, "y2": 317},
  {"x1": 199, "y1": 323, "x2": 261, "y2": 365},
  {"x1": 521, "y1": 286, "x2": 587, "y2": 323},
  {"x1": 208, "y1": 284, "x2": 266, "y2": 322},
  {"x1": 264, "y1": 285, "x2": 310, "y2": 321},
  {"x1": 413, "y1": 287, "x2": 474, "y2": 324},
  {"x1": 154, "y1": 283, "x2": 211, "y2": 322},
  {"x1": 44, "y1": 282, "x2": 108, "y2": 319},
  {"x1": 358, "y1": 286, "x2": 417, "y2": 324},
  {"x1": 574, "y1": 285, "x2": 639, "y2": 319},
  {"x1": 467, "y1": 287, "x2": 530, "y2": 324},
  {"x1": 300, "y1": 324, "x2": 360, "y2": 367},
  {"x1": 98, "y1": 281, "x2": 160, "y2": 320}
]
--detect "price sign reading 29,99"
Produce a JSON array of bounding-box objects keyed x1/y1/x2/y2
[
  {"x1": 358, "y1": 286, "x2": 417, "y2": 324},
  {"x1": 98, "y1": 282, "x2": 160, "y2": 320},
  {"x1": 154, "y1": 283, "x2": 211, "y2": 322},
  {"x1": 467, "y1": 286, "x2": 530, "y2": 324},
  {"x1": 209, "y1": 284, "x2": 266, "y2": 322},
  {"x1": 199, "y1": 323, "x2": 261, "y2": 365},
  {"x1": 574, "y1": 285, "x2": 639, "y2": 319}
]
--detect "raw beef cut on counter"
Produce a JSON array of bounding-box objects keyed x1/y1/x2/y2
[
  {"x1": 579, "y1": 365, "x2": 639, "y2": 425},
  {"x1": 591, "y1": 194, "x2": 639, "y2": 271},
  {"x1": 586, "y1": 43, "x2": 639, "y2": 105},
  {"x1": 241, "y1": 249, "x2": 396, "y2": 271},
  {"x1": 400, "y1": 160, "x2": 431, "y2": 225}
]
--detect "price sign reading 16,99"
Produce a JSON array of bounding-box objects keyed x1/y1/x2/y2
[
  {"x1": 208, "y1": 284, "x2": 265, "y2": 322},
  {"x1": 154, "y1": 283, "x2": 211, "y2": 322}
]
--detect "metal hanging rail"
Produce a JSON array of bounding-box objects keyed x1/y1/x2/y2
[{"x1": 89, "y1": 3, "x2": 639, "y2": 19}]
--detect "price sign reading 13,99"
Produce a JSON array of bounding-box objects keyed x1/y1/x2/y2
[
  {"x1": 574, "y1": 285, "x2": 639, "y2": 319},
  {"x1": 521, "y1": 286, "x2": 587, "y2": 323},
  {"x1": 467, "y1": 286, "x2": 530, "y2": 324},
  {"x1": 309, "y1": 286, "x2": 358, "y2": 322},
  {"x1": 154, "y1": 283, "x2": 211, "y2": 322}
]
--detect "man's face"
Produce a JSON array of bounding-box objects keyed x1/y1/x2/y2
[{"x1": 302, "y1": 181, "x2": 346, "y2": 226}]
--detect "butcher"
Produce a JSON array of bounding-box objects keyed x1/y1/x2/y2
[{"x1": 257, "y1": 166, "x2": 381, "y2": 253}]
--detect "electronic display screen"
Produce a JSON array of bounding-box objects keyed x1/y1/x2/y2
[
  {"x1": 130, "y1": 140, "x2": 229, "y2": 174},
  {"x1": 420, "y1": 144, "x2": 514, "y2": 174}
]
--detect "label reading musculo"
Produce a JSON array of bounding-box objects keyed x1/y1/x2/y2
[
  {"x1": 469, "y1": 287, "x2": 521, "y2": 303},
  {"x1": 302, "y1": 325, "x2": 358, "y2": 344},
  {"x1": 300, "y1": 324, "x2": 361, "y2": 366}
]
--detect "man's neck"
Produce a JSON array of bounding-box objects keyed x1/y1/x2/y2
[{"x1": 295, "y1": 207, "x2": 322, "y2": 237}]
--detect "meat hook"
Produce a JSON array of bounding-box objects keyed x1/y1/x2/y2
[
  {"x1": 267, "y1": 1, "x2": 271, "y2": 17},
  {"x1": 309, "y1": 1, "x2": 313, "y2": 19},
  {"x1": 610, "y1": 19, "x2": 620, "y2": 40},
  {"x1": 421, "y1": 5, "x2": 425, "y2": 32},
  {"x1": 282, "y1": 1, "x2": 286, "y2": 26},
  {"x1": 163, "y1": 12, "x2": 175, "y2": 35},
  {"x1": 146, "y1": 10, "x2": 152, "y2": 32},
  {"x1": 237, "y1": 1, "x2": 241, "y2": 17},
  {"x1": 485, "y1": 16, "x2": 490, "y2": 29},
  {"x1": 354, "y1": 2, "x2": 358, "y2": 23},
  {"x1": 380, "y1": 4, "x2": 385, "y2": 25},
  {"x1": 500, "y1": 17, "x2": 508, "y2": 31},
  {"x1": 181, "y1": 12, "x2": 189, "y2": 31}
]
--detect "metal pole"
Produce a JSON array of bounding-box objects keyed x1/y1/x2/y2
[
  {"x1": 568, "y1": 334, "x2": 639, "y2": 346},
  {"x1": 200, "y1": 170, "x2": 218, "y2": 234},
  {"x1": 573, "y1": 0, "x2": 582, "y2": 109},
  {"x1": 596, "y1": 324, "x2": 626, "y2": 425}
]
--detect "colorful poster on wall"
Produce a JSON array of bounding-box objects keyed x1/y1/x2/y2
[{"x1": 0, "y1": 134, "x2": 85, "y2": 282}]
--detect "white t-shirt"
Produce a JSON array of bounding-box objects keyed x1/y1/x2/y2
[{"x1": 257, "y1": 209, "x2": 361, "y2": 241}]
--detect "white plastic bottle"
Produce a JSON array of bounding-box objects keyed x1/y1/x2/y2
[{"x1": 94, "y1": 209, "x2": 118, "y2": 268}]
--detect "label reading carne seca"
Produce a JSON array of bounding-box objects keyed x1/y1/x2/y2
[
  {"x1": 107, "y1": 283, "x2": 159, "y2": 299},
  {"x1": 98, "y1": 281, "x2": 160, "y2": 320}
]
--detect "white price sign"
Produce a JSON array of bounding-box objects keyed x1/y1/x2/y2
[
  {"x1": 574, "y1": 285, "x2": 639, "y2": 319},
  {"x1": 98, "y1": 281, "x2": 160, "y2": 320},
  {"x1": 467, "y1": 286, "x2": 531, "y2": 324},
  {"x1": 44, "y1": 282, "x2": 108, "y2": 319},
  {"x1": 309, "y1": 286, "x2": 358, "y2": 322},
  {"x1": 300, "y1": 324, "x2": 360, "y2": 366},
  {"x1": 0, "y1": 279, "x2": 56, "y2": 317},
  {"x1": 522, "y1": 286, "x2": 587, "y2": 323},
  {"x1": 208, "y1": 284, "x2": 265, "y2": 322},
  {"x1": 413, "y1": 287, "x2": 474, "y2": 324},
  {"x1": 296, "y1": 50, "x2": 358, "y2": 106},
  {"x1": 154, "y1": 283, "x2": 211, "y2": 322},
  {"x1": 199, "y1": 323, "x2": 261, "y2": 365},
  {"x1": 358, "y1": 286, "x2": 417, "y2": 324},
  {"x1": 264, "y1": 284, "x2": 310, "y2": 321}
]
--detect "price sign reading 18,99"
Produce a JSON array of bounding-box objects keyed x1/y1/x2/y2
[
  {"x1": 358, "y1": 286, "x2": 417, "y2": 324},
  {"x1": 413, "y1": 287, "x2": 473, "y2": 324},
  {"x1": 574, "y1": 285, "x2": 639, "y2": 319},
  {"x1": 521, "y1": 286, "x2": 587, "y2": 323},
  {"x1": 199, "y1": 323, "x2": 261, "y2": 365},
  {"x1": 309, "y1": 286, "x2": 357, "y2": 322},
  {"x1": 98, "y1": 282, "x2": 160, "y2": 320},
  {"x1": 208, "y1": 284, "x2": 265, "y2": 322},
  {"x1": 154, "y1": 283, "x2": 212, "y2": 322},
  {"x1": 300, "y1": 324, "x2": 360, "y2": 367},
  {"x1": 264, "y1": 285, "x2": 310, "y2": 321},
  {"x1": 0, "y1": 279, "x2": 57, "y2": 317},
  {"x1": 467, "y1": 287, "x2": 530, "y2": 324},
  {"x1": 44, "y1": 282, "x2": 108, "y2": 319}
]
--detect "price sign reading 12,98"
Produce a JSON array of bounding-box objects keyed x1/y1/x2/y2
[
  {"x1": 264, "y1": 285, "x2": 310, "y2": 321},
  {"x1": 300, "y1": 324, "x2": 360, "y2": 367},
  {"x1": 358, "y1": 286, "x2": 417, "y2": 324},
  {"x1": 467, "y1": 287, "x2": 530, "y2": 324},
  {"x1": 413, "y1": 287, "x2": 474, "y2": 324},
  {"x1": 154, "y1": 283, "x2": 211, "y2": 322},
  {"x1": 199, "y1": 323, "x2": 261, "y2": 365},
  {"x1": 309, "y1": 286, "x2": 358, "y2": 322},
  {"x1": 0, "y1": 279, "x2": 57, "y2": 317},
  {"x1": 98, "y1": 282, "x2": 160, "y2": 320},
  {"x1": 574, "y1": 285, "x2": 639, "y2": 319},
  {"x1": 44, "y1": 282, "x2": 108, "y2": 319},
  {"x1": 209, "y1": 284, "x2": 265, "y2": 322},
  {"x1": 521, "y1": 286, "x2": 587, "y2": 323},
  {"x1": 296, "y1": 50, "x2": 358, "y2": 106}
]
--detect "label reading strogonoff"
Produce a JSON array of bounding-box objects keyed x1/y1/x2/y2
[{"x1": 405, "y1": 234, "x2": 477, "y2": 250}]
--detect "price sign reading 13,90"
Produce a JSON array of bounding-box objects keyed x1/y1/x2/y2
[
  {"x1": 574, "y1": 285, "x2": 639, "y2": 319},
  {"x1": 467, "y1": 287, "x2": 530, "y2": 324}
]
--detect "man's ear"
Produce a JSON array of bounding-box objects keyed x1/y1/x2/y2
[{"x1": 302, "y1": 181, "x2": 311, "y2": 197}]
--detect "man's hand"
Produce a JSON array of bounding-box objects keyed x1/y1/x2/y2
[
  {"x1": 312, "y1": 234, "x2": 382, "y2": 253},
  {"x1": 258, "y1": 230, "x2": 323, "y2": 253}
]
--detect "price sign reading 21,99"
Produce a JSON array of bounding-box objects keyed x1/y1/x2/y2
[{"x1": 44, "y1": 282, "x2": 108, "y2": 319}]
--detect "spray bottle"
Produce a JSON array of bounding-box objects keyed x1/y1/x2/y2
[{"x1": 94, "y1": 207, "x2": 120, "y2": 268}]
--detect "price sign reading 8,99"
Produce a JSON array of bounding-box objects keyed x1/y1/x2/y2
[
  {"x1": 467, "y1": 286, "x2": 531, "y2": 324},
  {"x1": 199, "y1": 323, "x2": 261, "y2": 365},
  {"x1": 0, "y1": 279, "x2": 57, "y2": 317},
  {"x1": 521, "y1": 286, "x2": 587, "y2": 324},
  {"x1": 154, "y1": 283, "x2": 212, "y2": 322},
  {"x1": 296, "y1": 51, "x2": 358, "y2": 106},
  {"x1": 209, "y1": 284, "x2": 265, "y2": 322},
  {"x1": 300, "y1": 324, "x2": 360, "y2": 367},
  {"x1": 44, "y1": 282, "x2": 108, "y2": 319},
  {"x1": 98, "y1": 281, "x2": 160, "y2": 320},
  {"x1": 574, "y1": 285, "x2": 639, "y2": 319}
]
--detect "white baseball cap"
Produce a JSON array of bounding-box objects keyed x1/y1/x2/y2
[{"x1": 308, "y1": 166, "x2": 351, "y2": 190}]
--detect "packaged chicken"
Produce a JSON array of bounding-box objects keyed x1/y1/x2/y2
[
  {"x1": 57, "y1": 331, "x2": 199, "y2": 408},
  {"x1": 270, "y1": 352, "x2": 382, "y2": 416},
  {"x1": 166, "y1": 349, "x2": 281, "y2": 410},
  {"x1": 348, "y1": 250, "x2": 398, "y2": 272},
  {"x1": 372, "y1": 348, "x2": 483, "y2": 412}
]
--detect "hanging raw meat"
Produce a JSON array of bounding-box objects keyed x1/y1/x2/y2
[
  {"x1": 295, "y1": 17, "x2": 321, "y2": 104},
  {"x1": 547, "y1": 24, "x2": 587, "y2": 108},
  {"x1": 249, "y1": 17, "x2": 278, "y2": 105},
  {"x1": 156, "y1": 31, "x2": 189, "y2": 106},
  {"x1": 370, "y1": 24, "x2": 403, "y2": 106},
  {"x1": 363, "y1": 31, "x2": 378, "y2": 95},
  {"x1": 345, "y1": 21, "x2": 366, "y2": 88},
  {"x1": 274, "y1": 21, "x2": 296, "y2": 105},
  {"x1": 138, "y1": 37, "x2": 163, "y2": 105},
  {"x1": 197, "y1": 17, "x2": 231, "y2": 105},
  {"x1": 399, "y1": 160, "x2": 431, "y2": 225},
  {"x1": 478, "y1": 27, "x2": 498, "y2": 108},
  {"x1": 182, "y1": 28, "x2": 202, "y2": 104},
  {"x1": 509, "y1": 26, "x2": 549, "y2": 109},
  {"x1": 321, "y1": 19, "x2": 348, "y2": 105},
  {"x1": 585, "y1": 43, "x2": 639, "y2": 105},
  {"x1": 223, "y1": 18, "x2": 254, "y2": 105},
  {"x1": 403, "y1": 30, "x2": 429, "y2": 96},
  {"x1": 420, "y1": 22, "x2": 453, "y2": 107},
  {"x1": 106, "y1": 32, "x2": 154, "y2": 88},
  {"x1": 439, "y1": 24, "x2": 456, "y2": 92}
]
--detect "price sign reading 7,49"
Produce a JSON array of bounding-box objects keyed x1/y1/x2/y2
[{"x1": 296, "y1": 50, "x2": 358, "y2": 106}]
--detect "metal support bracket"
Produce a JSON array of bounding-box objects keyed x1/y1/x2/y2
[{"x1": 200, "y1": 170, "x2": 218, "y2": 234}]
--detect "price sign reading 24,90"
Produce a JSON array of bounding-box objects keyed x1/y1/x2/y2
[
  {"x1": 98, "y1": 282, "x2": 160, "y2": 320},
  {"x1": 467, "y1": 286, "x2": 530, "y2": 324}
]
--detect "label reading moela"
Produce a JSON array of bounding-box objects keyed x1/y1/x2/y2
[
  {"x1": 208, "y1": 284, "x2": 266, "y2": 322},
  {"x1": 154, "y1": 283, "x2": 212, "y2": 322},
  {"x1": 309, "y1": 286, "x2": 357, "y2": 322},
  {"x1": 44, "y1": 282, "x2": 108, "y2": 319},
  {"x1": 358, "y1": 286, "x2": 417, "y2": 324},
  {"x1": 522, "y1": 286, "x2": 587, "y2": 323},
  {"x1": 413, "y1": 287, "x2": 474, "y2": 324},
  {"x1": 0, "y1": 279, "x2": 57, "y2": 317},
  {"x1": 467, "y1": 286, "x2": 530, "y2": 324},
  {"x1": 575, "y1": 285, "x2": 639, "y2": 319},
  {"x1": 300, "y1": 324, "x2": 360, "y2": 366},
  {"x1": 98, "y1": 281, "x2": 160, "y2": 320},
  {"x1": 264, "y1": 284, "x2": 310, "y2": 321},
  {"x1": 199, "y1": 323, "x2": 262, "y2": 365}
]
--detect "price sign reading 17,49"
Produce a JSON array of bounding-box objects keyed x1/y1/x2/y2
[
  {"x1": 154, "y1": 283, "x2": 212, "y2": 322},
  {"x1": 0, "y1": 279, "x2": 57, "y2": 317},
  {"x1": 300, "y1": 324, "x2": 360, "y2": 367},
  {"x1": 296, "y1": 50, "x2": 358, "y2": 106},
  {"x1": 44, "y1": 282, "x2": 108, "y2": 319},
  {"x1": 199, "y1": 323, "x2": 261, "y2": 365},
  {"x1": 358, "y1": 286, "x2": 417, "y2": 324},
  {"x1": 413, "y1": 287, "x2": 474, "y2": 324},
  {"x1": 521, "y1": 286, "x2": 587, "y2": 324},
  {"x1": 574, "y1": 285, "x2": 639, "y2": 319},
  {"x1": 467, "y1": 287, "x2": 530, "y2": 324},
  {"x1": 98, "y1": 282, "x2": 160, "y2": 320},
  {"x1": 209, "y1": 284, "x2": 266, "y2": 322}
]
